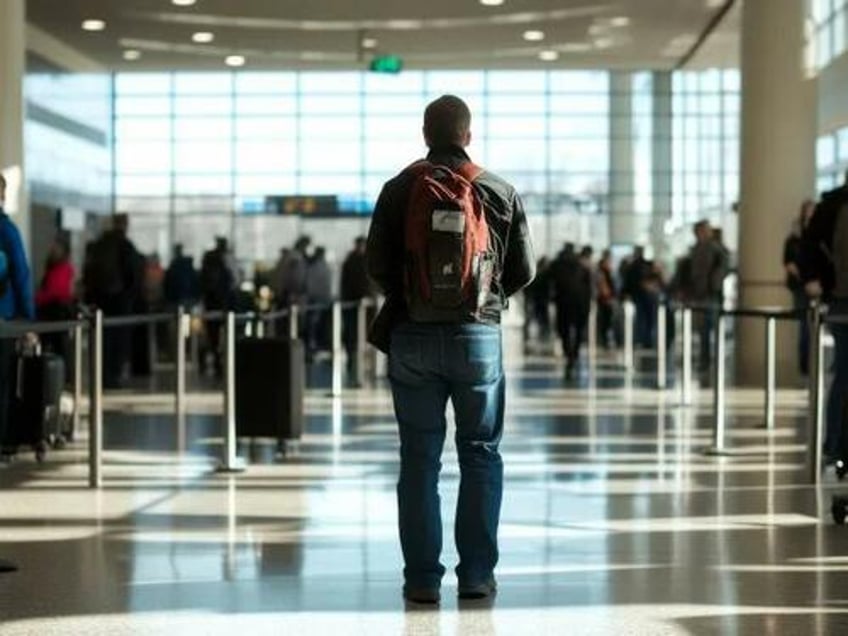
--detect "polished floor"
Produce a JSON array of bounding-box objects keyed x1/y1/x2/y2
[{"x1": 1, "y1": 333, "x2": 847, "y2": 635}]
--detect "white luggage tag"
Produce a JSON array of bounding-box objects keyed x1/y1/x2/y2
[{"x1": 432, "y1": 209, "x2": 465, "y2": 234}]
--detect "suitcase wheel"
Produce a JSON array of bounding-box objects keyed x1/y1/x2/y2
[
  {"x1": 837, "y1": 461, "x2": 848, "y2": 481},
  {"x1": 832, "y1": 498, "x2": 848, "y2": 526}
]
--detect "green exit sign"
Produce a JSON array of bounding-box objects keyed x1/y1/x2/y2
[{"x1": 369, "y1": 55, "x2": 403, "y2": 74}]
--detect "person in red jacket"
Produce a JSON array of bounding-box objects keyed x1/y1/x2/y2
[{"x1": 36, "y1": 238, "x2": 76, "y2": 359}]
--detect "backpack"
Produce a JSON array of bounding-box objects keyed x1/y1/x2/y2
[
  {"x1": 403, "y1": 161, "x2": 495, "y2": 322},
  {"x1": 832, "y1": 203, "x2": 848, "y2": 299}
]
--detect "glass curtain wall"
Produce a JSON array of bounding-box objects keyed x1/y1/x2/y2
[
  {"x1": 670, "y1": 69, "x2": 740, "y2": 230},
  {"x1": 811, "y1": 0, "x2": 848, "y2": 70},
  {"x1": 115, "y1": 71, "x2": 610, "y2": 259},
  {"x1": 818, "y1": 125, "x2": 848, "y2": 191}
]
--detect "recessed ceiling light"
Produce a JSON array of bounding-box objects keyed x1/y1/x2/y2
[
  {"x1": 172, "y1": 0, "x2": 197, "y2": 6},
  {"x1": 705, "y1": 0, "x2": 725, "y2": 7},
  {"x1": 523, "y1": 30, "x2": 545, "y2": 42},
  {"x1": 610, "y1": 16, "x2": 630, "y2": 27},
  {"x1": 225, "y1": 55, "x2": 246, "y2": 67},
  {"x1": 594, "y1": 37, "x2": 614, "y2": 49},
  {"x1": 192, "y1": 32, "x2": 215, "y2": 43},
  {"x1": 123, "y1": 50, "x2": 141, "y2": 61},
  {"x1": 81, "y1": 19, "x2": 106, "y2": 32},
  {"x1": 362, "y1": 37, "x2": 378, "y2": 49},
  {"x1": 539, "y1": 50, "x2": 559, "y2": 62},
  {"x1": 480, "y1": 0, "x2": 505, "y2": 6}
]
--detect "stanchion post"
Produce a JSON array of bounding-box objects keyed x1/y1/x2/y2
[
  {"x1": 331, "y1": 301, "x2": 343, "y2": 397},
  {"x1": 88, "y1": 310, "x2": 103, "y2": 488},
  {"x1": 705, "y1": 312, "x2": 727, "y2": 455},
  {"x1": 682, "y1": 308, "x2": 693, "y2": 406},
  {"x1": 657, "y1": 303, "x2": 667, "y2": 390},
  {"x1": 72, "y1": 319, "x2": 84, "y2": 441},
  {"x1": 289, "y1": 305, "x2": 299, "y2": 341},
  {"x1": 175, "y1": 306, "x2": 187, "y2": 448},
  {"x1": 357, "y1": 299, "x2": 368, "y2": 357},
  {"x1": 623, "y1": 300, "x2": 635, "y2": 370},
  {"x1": 764, "y1": 316, "x2": 776, "y2": 430},
  {"x1": 808, "y1": 305, "x2": 826, "y2": 484},
  {"x1": 218, "y1": 312, "x2": 245, "y2": 473},
  {"x1": 588, "y1": 300, "x2": 598, "y2": 375}
]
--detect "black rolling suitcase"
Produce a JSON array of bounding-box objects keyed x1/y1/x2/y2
[
  {"x1": 235, "y1": 337, "x2": 305, "y2": 443},
  {"x1": 14, "y1": 347, "x2": 66, "y2": 462}
]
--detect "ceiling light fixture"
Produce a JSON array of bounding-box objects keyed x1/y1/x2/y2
[
  {"x1": 172, "y1": 0, "x2": 197, "y2": 6},
  {"x1": 610, "y1": 16, "x2": 630, "y2": 27},
  {"x1": 192, "y1": 31, "x2": 215, "y2": 43},
  {"x1": 123, "y1": 50, "x2": 141, "y2": 61},
  {"x1": 479, "y1": 0, "x2": 505, "y2": 6},
  {"x1": 523, "y1": 30, "x2": 545, "y2": 42},
  {"x1": 81, "y1": 19, "x2": 106, "y2": 32},
  {"x1": 594, "y1": 38, "x2": 613, "y2": 49},
  {"x1": 225, "y1": 55, "x2": 246, "y2": 67},
  {"x1": 539, "y1": 50, "x2": 559, "y2": 62},
  {"x1": 362, "y1": 37, "x2": 378, "y2": 49}
]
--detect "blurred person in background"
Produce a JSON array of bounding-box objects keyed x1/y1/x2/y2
[
  {"x1": 83, "y1": 214, "x2": 140, "y2": 389},
  {"x1": 622, "y1": 246, "x2": 655, "y2": 348},
  {"x1": 552, "y1": 243, "x2": 592, "y2": 379},
  {"x1": 523, "y1": 256, "x2": 551, "y2": 348},
  {"x1": 164, "y1": 244, "x2": 199, "y2": 310},
  {"x1": 596, "y1": 250, "x2": 617, "y2": 349},
  {"x1": 688, "y1": 220, "x2": 728, "y2": 372},
  {"x1": 305, "y1": 246, "x2": 333, "y2": 358},
  {"x1": 784, "y1": 200, "x2": 816, "y2": 375},
  {"x1": 36, "y1": 237, "x2": 76, "y2": 364},
  {"x1": 340, "y1": 237, "x2": 373, "y2": 385},
  {"x1": 200, "y1": 237, "x2": 236, "y2": 379}
]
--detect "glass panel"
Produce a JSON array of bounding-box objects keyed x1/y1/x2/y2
[
  {"x1": 173, "y1": 117, "x2": 233, "y2": 140},
  {"x1": 299, "y1": 73, "x2": 362, "y2": 93},
  {"x1": 425, "y1": 71, "x2": 485, "y2": 94},
  {"x1": 235, "y1": 73, "x2": 297, "y2": 94},
  {"x1": 300, "y1": 141, "x2": 362, "y2": 173},
  {"x1": 236, "y1": 95, "x2": 297, "y2": 115},
  {"x1": 174, "y1": 141, "x2": 233, "y2": 172},
  {"x1": 549, "y1": 71, "x2": 609, "y2": 93},
  {"x1": 174, "y1": 73, "x2": 232, "y2": 94},
  {"x1": 115, "y1": 74, "x2": 172, "y2": 95},
  {"x1": 174, "y1": 96, "x2": 232, "y2": 117}
]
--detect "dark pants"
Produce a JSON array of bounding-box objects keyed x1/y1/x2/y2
[
  {"x1": 825, "y1": 306, "x2": 848, "y2": 458},
  {"x1": 792, "y1": 289, "x2": 810, "y2": 376},
  {"x1": 342, "y1": 306, "x2": 360, "y2": 379},
  {"x1": 634, "y1": 294, "x2": 657, "y2": 348},
  {"x1": 557, "y1": 300, "x2": 588, "y2": 368},
  {"x1": 97, "y1": 294, "x2": 132, "y2": 389},
  {"x1": 699, "y1": 304, "x2": 718, "y2": 371},
  {"x1": 598, "y1": 301, "x2": 614, "y2": 349},
  {"x1": 389, "y1": 323, "x2": 504, "y2": 590},
  {"x1": 202, "y1": 318, "x2": 223, "y2": 378}
]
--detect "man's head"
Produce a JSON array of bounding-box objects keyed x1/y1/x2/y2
[
  {"x1": 354, "y1": 236, "x2": 367, "y2": 254},
  {"x1": 113, "y1": 213, "x2": 130, "y2": 235},
  {"x1": 634, "y1": 246, "x2": 645, "y2": 260},
  {"x1": 173, "y1": 243, "x2": 184, "y2": 258},
  {"x1": 215, "y1": 236, "x2": 228, "y2": 252},
  {"x1": 423, "y1": 95, "x2": 472, "y2": 149},
  {"x1": 0, "y1": 174, "x2": 7, "y2": 207},
  {"x1": 694, "y1": 220, "x2": 712, "y2": 243}
]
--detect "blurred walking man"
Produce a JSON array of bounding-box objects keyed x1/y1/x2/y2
[{"x1": 366, "y1": 95, "x2": 535, "y2": 604}]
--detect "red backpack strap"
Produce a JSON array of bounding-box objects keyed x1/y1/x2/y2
[{"x1": 456, "y1": 162, "x2": 484, "y2": 183}]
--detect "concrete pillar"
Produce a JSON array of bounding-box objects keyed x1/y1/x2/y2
[
  {"x1": 737, "y1": 0, "x2": 816, "y2": 385},
  {"x1": 0, "y1": 0, "x2": 27, "y2": 252},
  {"x1": 608, "y1": 72, "x2": 636, "y2": 245},
  {"x1": 651, "y1": 72, "x2": 673, "y2": 264}
]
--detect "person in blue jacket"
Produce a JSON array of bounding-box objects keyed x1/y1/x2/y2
[{"x1": 0, "y1": 173, "x2": 34, "y2": 573}]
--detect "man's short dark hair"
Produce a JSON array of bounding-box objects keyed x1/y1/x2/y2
[{"x1": 424, "y1": 95, "x2": 471, "y2": 148}]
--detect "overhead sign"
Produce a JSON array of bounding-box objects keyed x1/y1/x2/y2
[
  {"x1": 369, "y1": 55, "x2": 403, "y2": 74},
  {"x1": 264, "y1": 195, "x2": 339, "y2": 216}
]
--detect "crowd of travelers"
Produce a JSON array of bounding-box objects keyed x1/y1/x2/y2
[{"x1": 525, "y1": 221, "x2": 731, "y2": 379}]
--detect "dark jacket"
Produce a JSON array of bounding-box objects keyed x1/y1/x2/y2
[
  {"x1": 83, "y1": 229, "x2": 139, "y2": 306},
  {"x1": 0, "y1": 211, "x2": 34, "y2": 320},
  {"x1": 341, "y1": 250, "x2": 372, "y2": 302},
  {"x1": 164, "y1": 256, "x2": 199, "y2": 306},
  {"x1": 366, "y1": 145, "x2": 536, "y2": 351},
  {"x1": 552, "y1": 251, "x2": 591, "y2": 315},
  {"x1": 802, "y1": 184, "x2": 848, "y2": 300}
]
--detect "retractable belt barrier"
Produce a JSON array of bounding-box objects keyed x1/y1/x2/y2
[{"x1": 0, "y1": 298, "x2": 382, "y2": 489}]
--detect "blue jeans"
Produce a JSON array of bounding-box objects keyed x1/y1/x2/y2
[
  {"x1": 389, "y1": 322, "x2": 505, "y2": 590},
  {"x1": 825, "y1": 311, "x2": 848, "y2": 458}
]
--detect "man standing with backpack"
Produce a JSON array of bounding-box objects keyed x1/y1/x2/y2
[
  {"x1": 803, "y1": 171, "x2": 848, "y2": 463},
  {"x1": 366, "y1": 95, "x2": 535, "y2": 604}
]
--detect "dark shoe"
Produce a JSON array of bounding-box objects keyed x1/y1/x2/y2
[
  {"x1": 458, "y1": 577, "x2": 497, "y2": 600},
  {"x1": 403, "y1": 586, "x2": 441, "y2": 605},
  {"x1": 0, "y1": 559, "x2": 18, "y2": 573}
]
